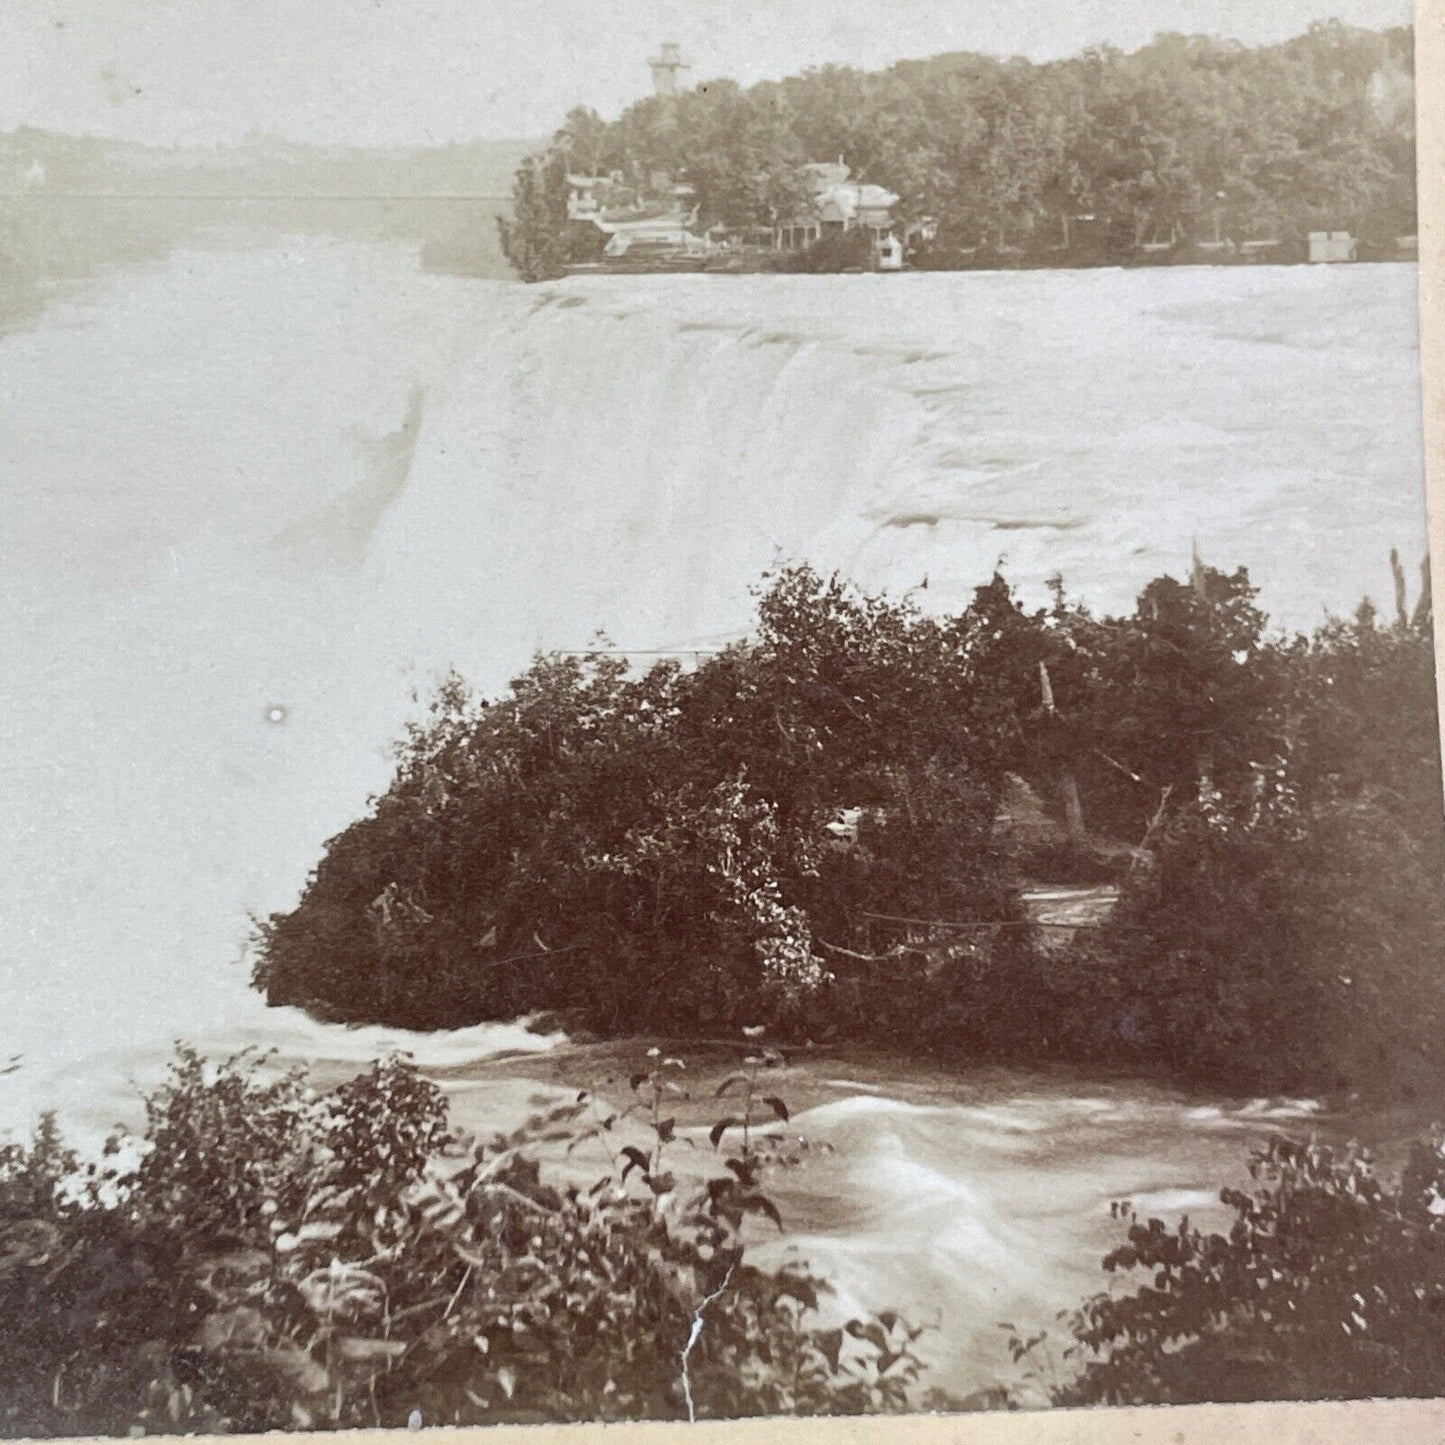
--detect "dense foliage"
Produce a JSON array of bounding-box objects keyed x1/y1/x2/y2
[
  {"x1": 0, "y1": 1047, "x2": 922, "y2": 1436},
  {"x1": 1057, "y1": 1130, "x2": 1445, "y2": 1405},
  {"x1": 1013, "y1": 569, "x2": 1445, "y2": 1093},
  {"x1": 255, "y1": 554, "x2": 1444, "y2": 1099},
  {"x1": 7, "y1": 1051, "x2": 1445, "y2": 1431},
  {"x1": 501, "y1": 22, "x2": 1416, "y2": 277},
  {"x1": 495, "y1": 150, "x2": 573, "y2": 283},
  {"x1": 254, "y1": 565, "x2": 1034, "y2": 1038}
]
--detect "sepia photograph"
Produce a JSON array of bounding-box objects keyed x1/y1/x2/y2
[{"x1": 0, "y1": 0, "x2": 1439, "y2": 1436}]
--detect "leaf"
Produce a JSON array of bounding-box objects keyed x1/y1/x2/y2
[
  {"x1": 762, "y1": 1095, "x2": 790, "y2": 1122},
  {"x1": 714, "y1": 1073, "x2": 751, "y2": 1098},
  {"x1": 777, "y1": 1273, "x2": 820, "y2": 1311},
  {"x1": 655, "y1": 1117, "x2": 676, "y2": 1144},
  {"x1": 565, "y1": 1124, "x2": 603, "y2": 1155},
  {"x1": 620, "y1": 1145, "x2": 650, "y2": 1180},
  {"x1": 629, "y1": 1071, "x2": 649, "y2": 1092},
  {"x1": 818, "y1": 1327, "x2": 845, "y2": 1372},
  {"x1": 725, "y1": 1156, "x2": 759, "y2": 1187},
  {"x1": 742, "y1": 1193, "x2": 783, "y2": 1230},
  {"x1": 710, "y1": 1117, "x2": 740, "y2": 1148}
]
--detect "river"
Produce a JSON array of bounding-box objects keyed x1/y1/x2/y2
[{"x1": 0, "y1": 239, "x2": 1428, "y2": 1399}]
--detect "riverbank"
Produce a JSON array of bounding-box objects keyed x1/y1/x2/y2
[
  {"x1": 4, "y1": 1025, "x2": 1440, "y2": 1430},
  {"x1": 563, "y1": 243, "x2": 1419, "y2": 279}
]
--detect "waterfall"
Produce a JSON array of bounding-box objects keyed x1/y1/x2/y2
[{"x1": 0, "y1": 241, "x2": 1425, "y2": 1091}]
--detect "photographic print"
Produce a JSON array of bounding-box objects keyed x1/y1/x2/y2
[{"x1": 0, "y1": 0, "x2": 1438, "y2": 1435}]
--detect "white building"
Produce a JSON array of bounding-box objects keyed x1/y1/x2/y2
[
  {"x1": 566, "y1": 173, "x2": 712, "y2": 259},
  {"x1": 1308, "y1": 231, "x2": 1357, "y2": 264},
  {"x1": 773, "y1": 161, "x2": 902, "y2": 263},
  {"x1": 649, "y1": 43, "x2": 691, "y2": 96}
]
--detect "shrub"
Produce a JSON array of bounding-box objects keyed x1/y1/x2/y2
[
  {"x1": 1046, "y1": 586, "x2": 1445, "y2": 1097},
  {"x1": 0, "y1": 1045, "x2": 923, "y2": 1436},
  {"x1": 772, "y1": 228, "x2": 876, "y2": 273},
  {"x1": 1058, "y1": 1130, "x2": 1445, "y2": 1405},
  {"x1": 253, "y1": 566, "x2": 1035, "y2": 1037},
  {"x1": 1082, "y1": 790, "x2": 1445, "y2": 1094}
]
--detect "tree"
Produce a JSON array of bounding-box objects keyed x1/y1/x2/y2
[
  {"x1": 498, "y1": 22, "x2": 1416, "y2": 268},
  {"x1": 498, "y1": 148, "x2": 572, "y2": 282}
]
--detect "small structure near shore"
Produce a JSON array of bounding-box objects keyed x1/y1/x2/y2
[
  {"x1": 773, "y1": 160, "x2": 903, "y2": 269},
  {"x1": 566, "y1": 169, "x2": 713, "y2": 265},
  {"x1": 1308, "y1": 230, "x2": 1357, "y2": 264}
]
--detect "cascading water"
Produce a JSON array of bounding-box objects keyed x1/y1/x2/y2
[{"x1": 0, "y1": 238, "x2": 1427, "y2": 1398}]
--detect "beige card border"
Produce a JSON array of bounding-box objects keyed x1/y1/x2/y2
[{"x1": 23, "y1": 1, "x2": 1445, "y2": 1441}]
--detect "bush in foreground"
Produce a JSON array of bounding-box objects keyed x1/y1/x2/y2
[
  {"x1": 1058, "y1": 1130, "x2": 1445, "y2": 1405},
  {"x1": 0, "y1": 1048, "x2": 920, "y2": 1436}
]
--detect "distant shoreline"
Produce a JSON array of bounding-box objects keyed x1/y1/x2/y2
[{"x1": 563, "y1": 244, "x2": 1419, "y2": 280}]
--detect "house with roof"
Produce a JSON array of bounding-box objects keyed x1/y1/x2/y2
[
  {"x1": 565, "y1": 170, "x2": 713, "y2": 264},
  {"x1": 772, "y1": 161, "x2": 904, "y2": 267}
]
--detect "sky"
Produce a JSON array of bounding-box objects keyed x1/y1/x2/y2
[{"x1": 4, "y1": 0, "x2": 1417, "y2": 147}]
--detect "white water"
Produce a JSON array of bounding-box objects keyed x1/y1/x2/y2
[
  {"x1": 0, "y1": 243, "x2": 1425, "y2": 1080},
  {"x1": 0, "y1": 240, "x2": 1427, "y2": 1396},
  {"x1": 440, "y1": 1045, "x2": 1330, "y2": 1399}
]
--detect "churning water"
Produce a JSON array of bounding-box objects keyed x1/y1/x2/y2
[{"x1": 0, "y1": 239, "x2": 1427, "y2": 1397}]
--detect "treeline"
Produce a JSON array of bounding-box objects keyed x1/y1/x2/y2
[
  {"x1": 501, "y1": 21, "x2": 1417, "y2": 278},
  {"x1": 254, "y1": 553, "x2": 1445, "y2": 1098}
]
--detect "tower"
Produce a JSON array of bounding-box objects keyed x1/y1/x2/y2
[{"x1": 649, "y1": 42, "x2": 691, "y2": 96}]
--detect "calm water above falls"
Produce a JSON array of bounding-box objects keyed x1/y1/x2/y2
[{"x1": 0, "y1": 242, "x2": 1427, "y2": 1397}]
